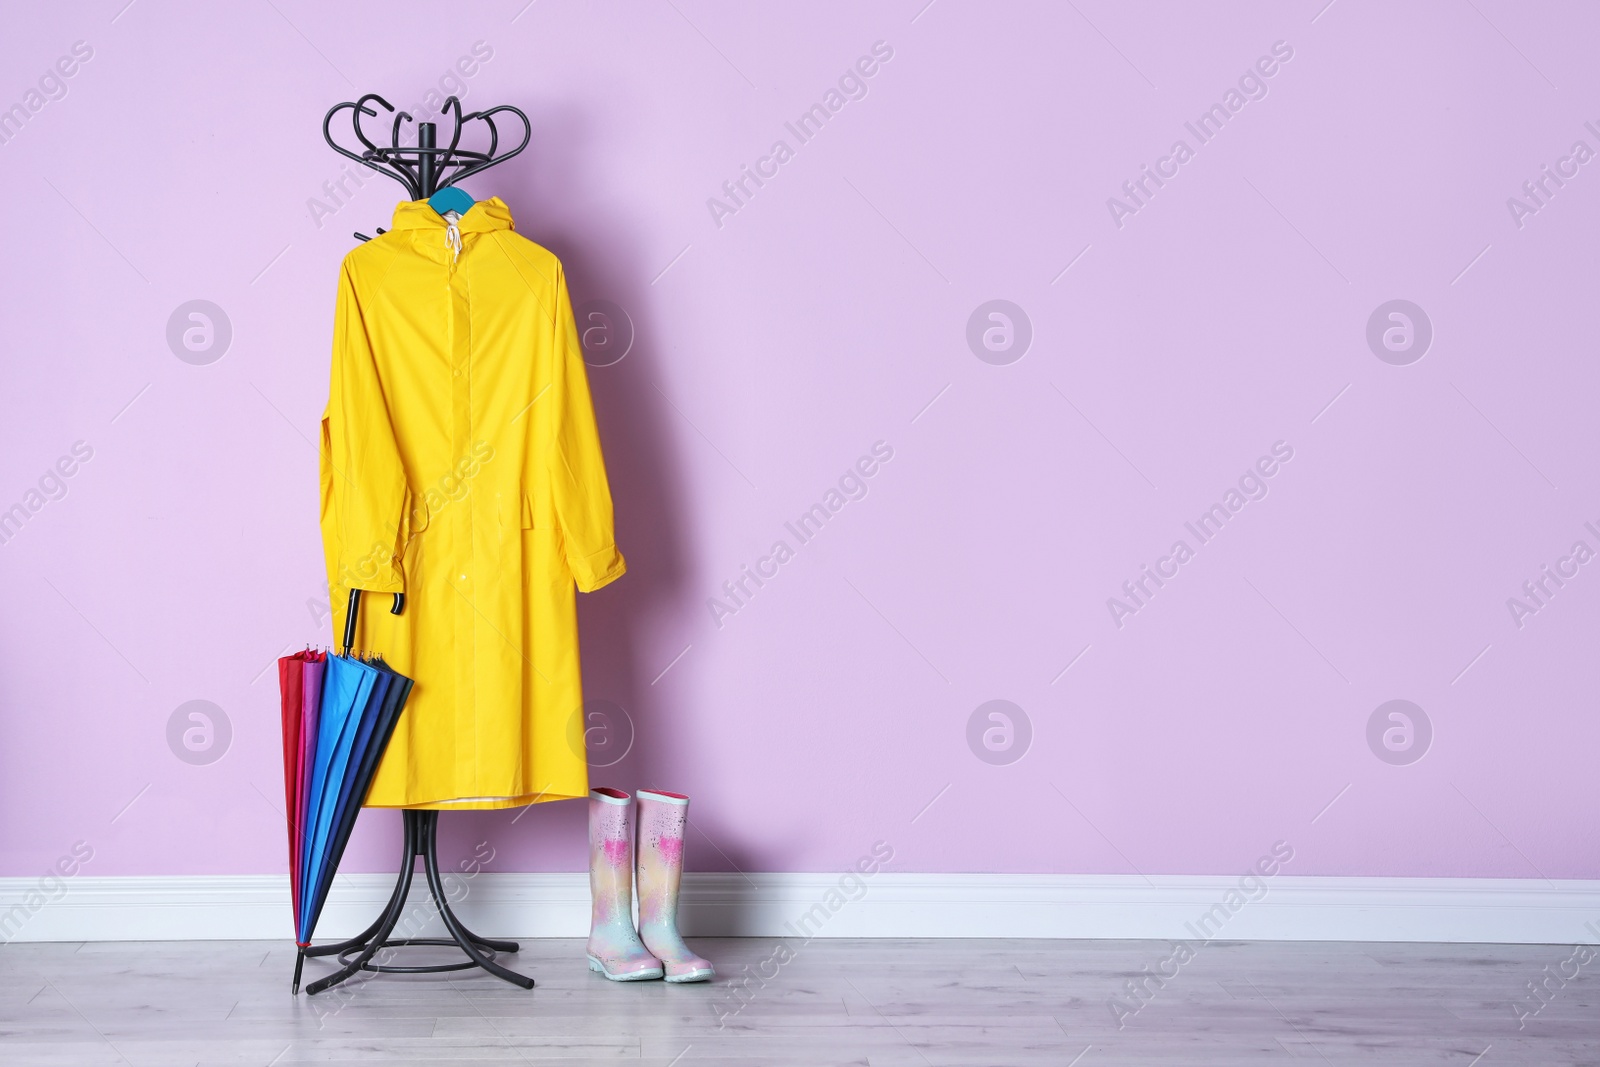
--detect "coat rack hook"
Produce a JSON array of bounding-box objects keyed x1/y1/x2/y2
[{"x1": 325, "y1": 91, "x2": 531, "y2": 205}]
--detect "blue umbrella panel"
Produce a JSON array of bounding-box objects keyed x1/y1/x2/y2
[
  {"x1": 303, "y1": 657, "x2": 414, "y2": 943},
  {"x1": 297, "y1": 654, "x2": 382, "y2": 943}
]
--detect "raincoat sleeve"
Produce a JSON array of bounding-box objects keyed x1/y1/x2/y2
[
  {"x1": 549, "y1": 267, "x2": 626, "y2": 592},
  {"x1": 323, "y1": 261, "x2": 411, "y2": 595}
]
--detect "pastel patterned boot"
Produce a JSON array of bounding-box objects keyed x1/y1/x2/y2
[
  {"x1": 586, "y1": 788, "x2": 663, "y2": 981},
  {"x1": 636, "y1": 789, "x2": 714, "y2": 983}
]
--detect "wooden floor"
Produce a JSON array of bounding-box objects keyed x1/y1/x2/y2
[{"x1": 2, "y1": 937, "x2": 1596, "y2": 1064}]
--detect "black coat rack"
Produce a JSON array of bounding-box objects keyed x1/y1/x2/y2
[{"x1": 297, "y1": 93, "x2": 534, "y2": 997}]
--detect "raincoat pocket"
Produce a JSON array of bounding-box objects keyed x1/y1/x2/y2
[{"x1": 403, "y1": 488, "x2": 430, "y2": 548}]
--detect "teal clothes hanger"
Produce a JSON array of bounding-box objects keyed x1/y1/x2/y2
[{"x1": 429, "y1": 186, "x2": 475, "y2": 216}]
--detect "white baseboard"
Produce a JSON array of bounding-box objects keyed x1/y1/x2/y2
[{"x1": 3, "y1": 873, "x2": 1600, "y2": 945}]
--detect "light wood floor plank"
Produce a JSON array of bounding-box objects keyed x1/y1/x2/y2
[{"x1": 1, "y1": 937, "x2": 1596, "y2": 1065}]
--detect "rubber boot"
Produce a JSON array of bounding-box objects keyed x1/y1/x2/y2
[
  {"x1": 585, "y1": 788, "x2": 663, "y2": 981},
  {"x1": 636, "y1": 789, "x2": 714, "y2": 983}
]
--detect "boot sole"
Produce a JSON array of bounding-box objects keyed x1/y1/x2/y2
[
  {"x1": 587, "y1": 954, "x2": 664, "y2": 981},
  {"x1": 663, "y1": 967, "x2": 714, "y2": 984}
]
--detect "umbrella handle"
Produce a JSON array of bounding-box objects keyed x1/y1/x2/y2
[{"x1": 342, "y1": 590, "x2": 406, "y2": 656}]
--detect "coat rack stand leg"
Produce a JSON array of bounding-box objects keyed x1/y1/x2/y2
[{"x1": 298, "y1": 809, "x2": 534, "y2": 995}]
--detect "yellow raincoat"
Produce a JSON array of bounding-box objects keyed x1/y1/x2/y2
[{"x1": 319, "y1": 197, "x2": 623, "y2": 810}]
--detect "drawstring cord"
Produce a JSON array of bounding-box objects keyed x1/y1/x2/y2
[{"x1": 443, "y1": 210, "x2": 462, "y2": 262}]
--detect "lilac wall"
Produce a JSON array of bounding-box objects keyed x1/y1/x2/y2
[{"x1": 2, "y1": 0, "x2": 1596, "y2": 882}]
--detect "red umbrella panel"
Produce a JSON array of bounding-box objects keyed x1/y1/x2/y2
[{"x1": 277, "y1": 650, "x2": 325, "y2": 934}]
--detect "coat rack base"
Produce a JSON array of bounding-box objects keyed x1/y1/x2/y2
[{"x1": 294, "y1": 809, "x2": 534, "y2": 995}]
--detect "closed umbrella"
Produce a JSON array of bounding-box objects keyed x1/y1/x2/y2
[{"x1": 279, "y1": 650, "x2": 413, "y2": 993}]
